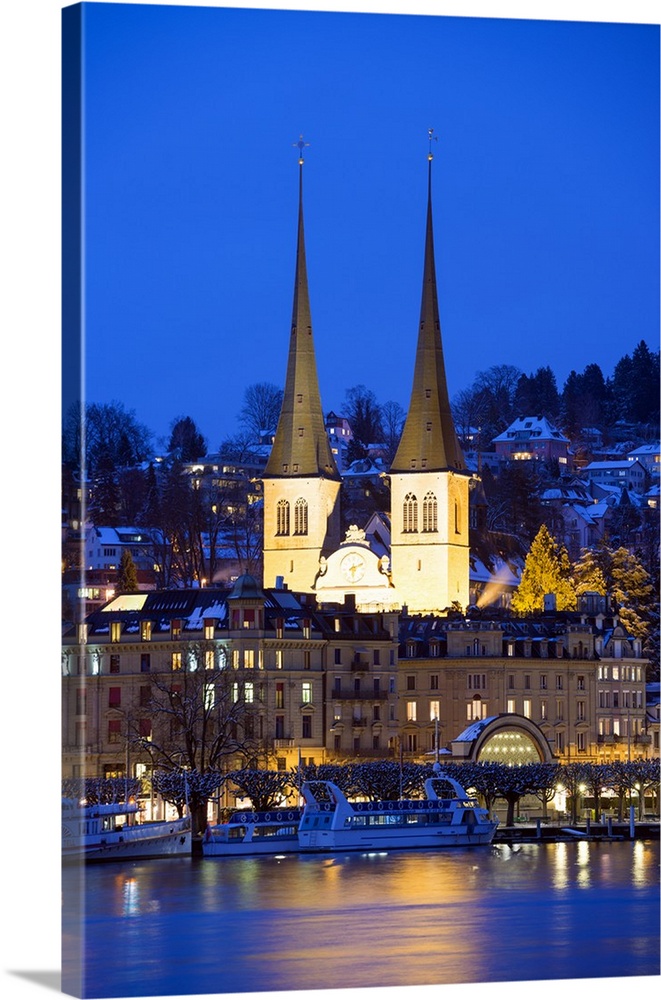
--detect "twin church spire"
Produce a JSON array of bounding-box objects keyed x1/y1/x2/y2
[
  {"x1": 263, "y1": 132, "x2": 468, "y2": 606},
  {"x1": 267, "y1": 130, "x2": 464, "y2": 484}
]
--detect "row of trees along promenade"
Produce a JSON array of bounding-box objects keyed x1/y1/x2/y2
[{"x1": 63, "y1": 758, "x2": 660, "y2": 836}]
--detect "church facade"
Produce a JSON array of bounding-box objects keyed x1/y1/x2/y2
[{"x1": 263, "y1": 141, "x2": 471, "y2": 615}]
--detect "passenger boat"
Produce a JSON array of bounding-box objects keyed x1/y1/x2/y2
[
  {"x1": 297, "y1": 766, "x2": 498, "y2": 852},
  {"x1": 202, "y1": 808, "x2": 302, "y2": 857},
  {"x1": 62, "y1": 798, "x2": 192, "y2": 862}
]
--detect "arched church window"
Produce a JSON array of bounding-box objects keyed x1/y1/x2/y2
[
  {"x1": 422, "y1": 491, "x2": 438, "y2": 532},
  {"x1": 403, "y1": 493, "x2": 418, "y2": 533},
  {"x1": 294, "y1": 497, "x2": 308, "y2": 535},
  {"x1": 276, "y1": 499, "x2": 290, "y2": 536}
]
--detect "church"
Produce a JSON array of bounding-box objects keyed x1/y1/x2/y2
[{"x1": 262, "y1": 136, "x2": 471, "y2": 615}]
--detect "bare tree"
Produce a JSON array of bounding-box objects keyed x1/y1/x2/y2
[
  {"x1": 239, "y1": 383, "x2": 284, "y2": 442},
  {"x1": 380, "y1": 399, "x2": 406, "y2": 465},
  {"x1": 132, "y1": 644, "x2": 262, "y2": 834}
]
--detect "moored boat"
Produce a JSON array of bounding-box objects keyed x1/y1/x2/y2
[
  {"x1": 297, "y1": 765, "x2": 498, "y2": 852},
  {"x1": 202, "y1": 808, "x2": 302, "y2": 857},
  {"x1": 62, "y1": 798, "x2": 191, "y2": 862}
]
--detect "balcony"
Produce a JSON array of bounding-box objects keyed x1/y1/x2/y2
[
  {"x1": 634, "y1": 734, "x2": 652, "y2": 745},
  {"x1": 350, "y1": 658, "x2": 369, "y2": 672},
  {"x1": 351, "y1": 718, "x2": 368, "y2": 728},
  {"x1": 273, "y1": 738, "x2": 295, "y2": 748}
]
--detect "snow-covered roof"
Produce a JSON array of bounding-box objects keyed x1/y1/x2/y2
[
  {"x1": 452, "y1": 716, "x2": 499, "y2": 743},
  {"x1": 627, "y1": 443, "x2": 660, "y2": 457},
  {"x1": 469, "y1": 557, "x2": 520, "y2": 587},
  {"x1": 492, "y1": 415, "x2": 569, "y2": 444},
  {"x1": 583, "y1": 460, "x2": 645, "y2": 471},
  {"x1": 91, "y1": 526, "x2": 156, "y2": 545},
  {"x1": 103, "y1": 594, "x2": 149, "y2": 612}
]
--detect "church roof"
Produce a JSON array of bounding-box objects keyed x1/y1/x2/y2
[
  {"x1": 389, "y1": 150, "x2": 466, "y2": 475},
  {"x1": 264, "y1": 153, "x2": 340, "y2": 482}
]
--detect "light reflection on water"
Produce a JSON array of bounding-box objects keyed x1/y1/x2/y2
[{"x1": 63, "y1": 841, "x2": 660, "y2": 999}]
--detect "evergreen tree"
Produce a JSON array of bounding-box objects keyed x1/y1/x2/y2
[
  {"x1": 513, "y1": 366, "x2": 559, "y2": 420},
  {"x1": 168, "y1": 416, "x2": 207, "y2": 461},
  {"x1": 572, "y1": 548, "x2": 607, "y2": 595},
  {"x1": 609, "y1": 547, "x2": 655, "y2": 645},
  {"x1": 629, "y1": 340, "x2": 660, "y2": 425},
  {"x1": 141, "y1": 462, "x2": 161, "y2": 525},
  {"x1": 511, "y1": 524, "x2": 576, "y2": 613},
  {"x1": 89, "y1": 448, "x2": 121, "y2": 526},
  {"x1": 116, "y1": 549, "x2": 139, "y2": 592}
]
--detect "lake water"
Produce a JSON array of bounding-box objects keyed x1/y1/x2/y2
[{"x1": 62, "y1": 840, "x2": 660, "y2": 999}]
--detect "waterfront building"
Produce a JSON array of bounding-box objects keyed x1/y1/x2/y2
[
  {"x1": 61, "y1": 578, "x2": 400, "y2": 795},
  {"x1": 396, "y1": 604, "x2": 650, "y2": 764}
]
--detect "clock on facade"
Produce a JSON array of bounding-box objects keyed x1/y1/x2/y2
[{"x1": 340, "y1": 551, "x2": 366, "y2": 583}]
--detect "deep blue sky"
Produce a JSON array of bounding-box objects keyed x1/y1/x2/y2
[{"x1": 76, "y1": 2, "x2": 659, "y2": 453}]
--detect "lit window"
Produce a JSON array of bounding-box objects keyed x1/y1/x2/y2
[
  {"x1": 110, "y1": 622, "x2": 121, "y2": 643},
  {"x1": 171, "y1": 652, "x2": 182, "y2": 671},
  {"x1": 244, "y1": 650, "x2": 255, "y2": 669},
  {"x1": 422, "y1": 492, "x2": 438, "y2": 533},
  {"x1": 245, "y1": 682, "x2": 254, "y2": 704},
  {"x1": 403, "y1": 493, "x2": 418, "y2": 533},
  {"x1": 406, "y1": 701, "x2": 417, "y2": 722},
  {"x1": 430, "y1": 700, "x2": 440, "y2": 721},
  {"x1": 294, "y1": 498, "x2": 308, "y2": 535},
  {"x1": 141, "y1": 621, "x2": 152, "y2": 642},
  {"x1": 302, "y1": 681, "x2": 312, "y2": 704},
  {"x1": 277, "y1": 500, "x2": 290, "y2": 536}
]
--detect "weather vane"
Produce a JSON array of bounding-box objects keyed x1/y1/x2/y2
[
  {"x1": 293, "y1": 134, "x2": 310, "y2": 164},
  {"x1": 428, "y1": 127, "x2": 438, "y2": 160}
]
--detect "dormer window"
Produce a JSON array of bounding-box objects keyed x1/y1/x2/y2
[{"x1": 141, "y1": 621, "x2": 152, "y2": 642}]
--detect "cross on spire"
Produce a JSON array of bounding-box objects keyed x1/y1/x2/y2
[
  {"x1": 428, "y1": 127, "x2": 438, "y2": 161},
  {"x1": 293, "y1": 134, "x2": 310, "y2": 164}
]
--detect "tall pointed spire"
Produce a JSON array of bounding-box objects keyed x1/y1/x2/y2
[
  {"x1": 264, "y1": 140, "x2": 339, "y2": 481},
  {"x1": 390, "y1": 132, "x2": 466, "y2": 474}
]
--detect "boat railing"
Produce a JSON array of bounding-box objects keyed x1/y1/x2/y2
[
  {"x1": 351, "y1": 799, "x2": 454, "y2": 813},
  {"x1": 226, "y1": 808, "x2": 302, "y2": 825}
]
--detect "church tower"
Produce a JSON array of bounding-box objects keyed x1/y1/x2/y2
[
  {"x1": 389, "y1": 134, "x2": 471, "y2": 613},
  {"x1": 262, "y1": 140, "x2": 342, "y2": 591}
]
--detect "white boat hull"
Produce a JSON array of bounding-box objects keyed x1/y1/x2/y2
[
  {"x1": 202, "y1": 814, "x2": 301, "y2": 857},
  {"x1": 62, "y1": 819, "x2": 191, "y2": 863},
  {"x1": 202, "y1": 833, "x2": 300, "y2": 857},
  {"x1": 298, "y1": 824, "x2": 497, "y2": 853}
]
